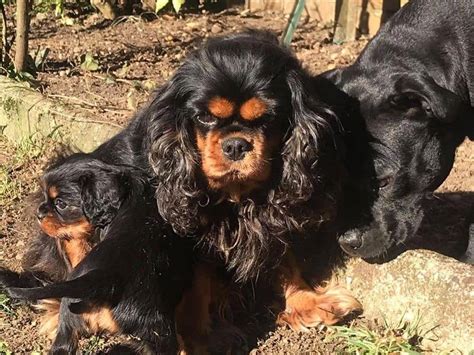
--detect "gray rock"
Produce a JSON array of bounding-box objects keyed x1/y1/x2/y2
[{"x1": 340, "y1": 250, "x2": 474, "y2": 352}]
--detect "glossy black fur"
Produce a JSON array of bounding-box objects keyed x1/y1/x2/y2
[
  {"x1": 323, "y1": 0, "x2": 474, "y2": 258},
  {"x1": 145, "y1": 30, "x2": 343, "y2": 281},
  {"x1": 4, "y1": 160, "x2": 194, "y2": 354}
]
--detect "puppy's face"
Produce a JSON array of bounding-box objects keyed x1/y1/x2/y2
[
  {"x1": 37, "y1": 173, "x2": 91, "y2": 239},
  {"x1": 332, "y1": 70, "x2": 471, "y2": 258},
  {"x1": 36, "y1": 156, "x2": 128, "y2": 239}
]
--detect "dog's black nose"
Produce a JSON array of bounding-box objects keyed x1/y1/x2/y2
[
  {"x1": 36, "y1": 203, "x2": 48, "y2": 220},
  {"x1": 222, "y1": 137, "x2": 252, "y2": 161},
  {"x1": 338, "y1": 231, "x2": 362, "y2": 250}
]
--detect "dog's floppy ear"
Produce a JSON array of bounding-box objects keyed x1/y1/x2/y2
[
  {"x1": 390, "y1": 74, "x2": 473, "y2": 135},
  {"x1": 278, "y1": 68, "x2": 338, "y2": 205},
  {"x1": 146, "y1": 78, "x2": 202, "y2": 236},
  {"x1": 79, "y1": 167, "x2": 127, "y2": 228}
]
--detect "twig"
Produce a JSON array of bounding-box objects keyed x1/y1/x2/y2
[
  {"x1": 47, "y1": 93, "x2": 99, "y2": 108},
  {"x1": 91, "y1": 73, "x2": 139, "y2": 87},
  {"x1": 47, "y1": 93, "x2": 131, "y2": 113},
  {"x1": 72, "y1": 118, "x2": 124, "y2": 129},
  {"x1": 85, "y1": 89, "x2": 111, "y2": 104},
  {"x1": 46, "y1": 107, "x2": 125, "y2": 129}
]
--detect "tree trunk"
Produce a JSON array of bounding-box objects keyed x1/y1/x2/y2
[
  {"x1": 14, "y1": 0, "x2": 31, "y2": 72},
  {"x1": 0, "y1": 1, "x2": 8, "y2": 66}
]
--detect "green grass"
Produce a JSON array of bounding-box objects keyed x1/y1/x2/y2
[
  {"x1": 0, "y1": 167, "x2": 23, "y2": 205},
  {"x1": 82, "y1": 335, "x2": 106, "y2": 354},
  {"x1": 0, "y1": 341, "x2": 12, "y2": 355},
  {"x1": 0, "y1": 293, "x2": 15, "y2": 316},
  {"x1": 0, "y1": 134, "x2": 51, "y2": 205},
  {"x1": 329, "y1": 314, "x2": 436, "y2": 355}
]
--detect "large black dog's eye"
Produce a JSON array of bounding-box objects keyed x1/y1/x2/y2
[
  {"x1": 195, "y1": 114, "x2": 217, "y2": 127},
  {"x1": 54, "y1": 198, "x2": 67, "y2": 210}
]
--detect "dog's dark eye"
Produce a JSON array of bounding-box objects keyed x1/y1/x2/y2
[
  {"x1": 377, "y1": 176, "x2": 393, "y2": 189},
  {"x1": 54, "y1": 198, "x2": 67, "y2": 210},
  {"x1": 195, "y1": 114, "x2": 217, "y2": 127}
]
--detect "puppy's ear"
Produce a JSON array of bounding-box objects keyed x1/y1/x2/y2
[
  {"x1": 390, "y1": 74, "x2": 473, "y2": 138},
  {"x1": 79, "y1": 169, "x2": 125, "y2": 228},
  {"x1": 145, "y1": 79, "x2": 202, "y2": 236},
  {"x1": 279, "y1": 69, "x2": 339, "y2": 204}
]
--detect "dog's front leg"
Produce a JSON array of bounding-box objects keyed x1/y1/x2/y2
[{"x1": 276, "y1": 252, "x2": 362, "y2": 331}]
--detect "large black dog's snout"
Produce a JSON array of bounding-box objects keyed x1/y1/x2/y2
[
  {"x1": 36, "y1": 203, "x2": 49, "y2": 220},
  {"x1": 338, "y1": 231, "x2": 363, "y2": 253},
  {"x1": 222, "y1": 137, "x2": 253, "y2": 161}
]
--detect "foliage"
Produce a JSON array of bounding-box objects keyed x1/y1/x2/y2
[
  {"x1": 34, "y1": 0, "x2": 78, "y2": 16},
  {"x1": 0, "y1": 134, "x2": 51, "y2": 205},
  {"x1": 83, "y1": 336, "x2": 106, "y2": 354},
  {"x1": 0, "y1": 341, "x2": 12, "y2": 355},
  {"x1": 155, "y1": 0, "x2": 224, "y2": 13},
  {"x1": 328, "y1": 314, "x2": 437, "y2": 355},
  {"x1": 0, "y1": 293, "x2": 15, "y2": 316},
  {"x1": 80, "y1": 53, "x2": 99, "y2": 71},
  {"x1": 155, "y1": 0, "x2": 185, "y2": 13},
  {"x1": 1, "y1": 64, "x2": 39, "y2": 87}
]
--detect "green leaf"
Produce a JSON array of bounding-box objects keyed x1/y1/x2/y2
[
  {"x1": 0, "y1": 341, "x2": 12, "y2": 355},
  {"x1": 172, "y1": 0, "x2": 185, "y2": 13},
  {"x1": 80, "y1": 53, "x2": 99, "y2": 72},
  {"x1": 54, "y1": 0, "x2": 65, "y2": 16},
  {"x1": 155, "y1": 0, "x2": 169, "y2": 12},
  {"x1": 60, "y1": 16, "x2": 76, "y2": 26}
]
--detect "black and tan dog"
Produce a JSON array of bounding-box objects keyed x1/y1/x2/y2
[
  {"x1": 144, "y1": 29, "x2": 361, "y2": 330},
  {"x1": 2, "y1": 155, "x2": 200, "y2": 354},
  {"x1": 322, "y1": 0, "x2": 474, "y2": 259}
]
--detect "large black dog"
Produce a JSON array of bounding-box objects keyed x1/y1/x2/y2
[{"x1": 323, "y1": 0, "x2": 473, "y2": 258}]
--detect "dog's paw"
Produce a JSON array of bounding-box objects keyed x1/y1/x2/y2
[{"x1": 277, "y1": 285, "x2": 362, "y2": 332}]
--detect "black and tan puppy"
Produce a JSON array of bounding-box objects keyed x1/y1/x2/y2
[
  {"x1": 322, "y1": 0, "x2": 474, "y2": 259},
  {"x1": 4, "y1": 156, "x2": 195, "y2": 354}
]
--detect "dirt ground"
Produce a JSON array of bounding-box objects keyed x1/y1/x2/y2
[{"x1": 0, "y1": 5, "x2": 473, "y2": 354}]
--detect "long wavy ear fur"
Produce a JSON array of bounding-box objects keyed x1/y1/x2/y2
[
  {"x1": 80, "y1": 166, "x2": 130, "y2": 228},
  {"x1": 276, "y1": 69, "x2": 339, "y2": 211},
  {"x1": 146, "y1": 80, "x2": 203, "y2": 236}
]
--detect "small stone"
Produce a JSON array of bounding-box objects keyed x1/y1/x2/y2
[
  {"x1": 35, "y1": 12, "x2": 48, "y2": 21},
  {"x1": 341, "y1": 48, "x2": 350, "y2": 56},
  {"x1": 186, "y1": 21, "x2": 200, "y2": 29},
  {"x1": 211, "y1": 24, "x2": 222, "y2": 34}
]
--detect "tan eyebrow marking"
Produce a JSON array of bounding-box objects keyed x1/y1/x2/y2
[
  {"x1": 240, "y1": 97, "x2": 267, "y2": 121},
  {"x1": 207, "y1": 96, "x2": 235, "y2": 119},
  {"x1": 48, "y1": 186, "x2": 58, "y2": 199}
]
